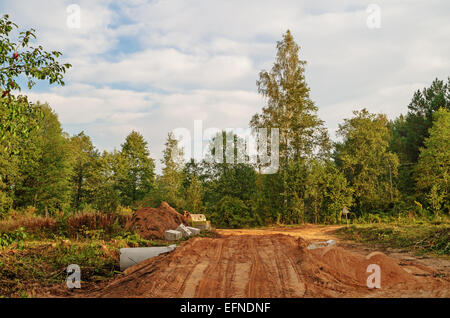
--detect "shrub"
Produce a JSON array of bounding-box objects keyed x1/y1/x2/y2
[
  {"x1": 210, "y1": 196, "x2": 255, "y2": 228},
  {"x1": 0, "y1": 227, "x2": 27, "y2": 249}
]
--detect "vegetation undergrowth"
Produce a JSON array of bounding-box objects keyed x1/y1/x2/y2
[{"x1": 337, "y1": 216, "x2": 450, "y2": 256}]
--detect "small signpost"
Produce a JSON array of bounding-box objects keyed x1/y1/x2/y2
[{"x1": 342, "y1": 206, "x2": 350, "y2": 227}]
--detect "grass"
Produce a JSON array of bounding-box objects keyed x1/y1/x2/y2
[
  {"x1": 0, "y1": 210, "x2": 221, "y2": 297},
  {"x1": 0, "y1": 209, "x2": 159, "y2": 297},
  {"x1": 337, "y1": 219, "x2": 450, "y2": 256},
  {"x1": 0, "y1": 238, "x2": 118, "y2": 297}
]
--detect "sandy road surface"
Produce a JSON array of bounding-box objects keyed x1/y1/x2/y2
[
  {"x1": 53, "y1": 225, "x2": 449, "y2": 298},
  {"x1": 216, "y1": 224, "x2": 343, "y2": 241},
  {"x1": 218, "y1": 225, "x2": 450, "y2": 275}
]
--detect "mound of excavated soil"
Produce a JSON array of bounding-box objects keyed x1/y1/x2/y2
[
  {"x1": 63, "y1": 234, "x2": 448, "y2": 298},
  {"x1": 301, "y1": 242, "x2": 418, "y2": 290},
  {"x1": 126, "y1": 202, "x2": 188, "y2": 239}
]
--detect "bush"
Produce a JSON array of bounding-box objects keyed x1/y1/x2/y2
[
  {"x1": 338, "y1": 221, "x2": 450, "y2": 255},
  {"x1": 0, "y1": 227, "x2": 27, "y2": 249},
  {"x1": 210, "y1": 196, "x2": 255, "y2": 228},
  {"x1": 0, "y1": 191, "x2": 12, "y2": 218}
]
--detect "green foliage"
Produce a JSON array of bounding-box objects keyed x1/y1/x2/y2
[
  {"x1": 113, "y1": 232, "x2": 154, "y2": 247},
  {"x1": 211, "y1": 195, "x2": 254, "y2": 228},
  {"x1": 415, "y1": 108, "x2": 449, "y2": 214},
  {"x1": 321, "y1": 163, "x2": 354, "y2": 224},
  {"x1": 335, "y1": 108, "x2": 399, "y2": 214},
  {"x1": 0, "y1": 96, "x2": 41, "y2": 216},
  {"x1": 0, "y1": 191, "x2": 12, "y2": 217},
  {"x1": 13, "y1": 104, "x2": 72, "y2": 214},
  {"x1": 249, "y1": 30, "x2": 330, "y2": 224},
  {"x1": 0, "y1": 227, "x2": 27, "y2": 249},
  {"x1": 68, "y1": 132, "x2": 100, "y2": 211},
  {"x1": 91, "y1": 151, "x2": 122, "y2": 212},
  {"x1": 0, "y1": 14, "x2": 71, "y2": 93},
  {"x1": 0, "y1": 239, "x2": 119, "y2": 297},
  {"x1": 117, "y1": 131, "x2": 155, "y2": 207},
  {"x1": 338, "y1": 221, "x2": 450, "y2": 255},
  {"x1": 393, "y1": 78, "x2": 449, "y2": 164},
  {"x1": 0, "y1": 15, "x2": 70, "y2": 216},
  {"x1": 250, "y1": 30, "x2": 330, "y2": 164},
  {"x1": 390, "y1": 78, "x2": 449, "y2": 197},
  {"x1": 185, "y1": 174, "x2": 204, "y2": 213},
  {"x1": 157, "y1": 132, "x2": 185, "y2": 209}
]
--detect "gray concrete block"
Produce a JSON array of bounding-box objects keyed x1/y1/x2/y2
[
  {"x1": 120, "y1": 245, "x2": 176, "y2": 271},
  {"x1": 195, "y1": 221, "x2": 211, "y2": 231},
  {"x1": 186, "y1": 226, "x2": 200, "y2": 236},
  {"x1": 165, "y1": 229, "x2": 182, "y2": 241},
  {"x1": 176, "y1": 224, "x2": 192, "y2": 237}
]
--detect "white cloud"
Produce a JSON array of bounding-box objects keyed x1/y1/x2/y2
[{"x1": 3, "y1": 0, "x2": 449, "y2": 172}]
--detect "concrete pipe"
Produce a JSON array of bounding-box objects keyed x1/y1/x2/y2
[{"x1": 120, "y1": 245, "x2": 176, "y2": 271}]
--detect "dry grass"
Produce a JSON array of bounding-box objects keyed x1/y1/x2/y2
[
  {"x1": 0, "y1": 214, "x2": 56, "y2": 234},
  {"x1": 0, "y1": 209, "x2": 132, "y2": 238}
]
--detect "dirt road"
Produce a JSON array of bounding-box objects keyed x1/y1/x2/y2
[
  {"x1": 216, "y1": 224, "x2": 343, "y2": 241},
  {"x1": 59, "y1": 225, "x2": 449, "y2": 298}
]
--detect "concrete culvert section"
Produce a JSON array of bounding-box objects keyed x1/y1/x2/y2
[{"x1": 119, "y1": 245, "x2": 177, "y2": 271}]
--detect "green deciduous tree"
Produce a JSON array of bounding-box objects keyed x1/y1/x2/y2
[
  {"x1": 0, "y1": 15, "x2": 70, "y2": 216},
  {"x1": 415, "y1": 108, "x2": 449, "y2": 214},
  {"x1": 0, "y1": 14, "x2": 71, "y2": 95},
  {"x1": 68, "y1": 132, "x2": 99, "y2": 211},
  {"x1": 335, "y1": 108, "x2": 399, "y2": 214},
  {"x1": 158, "y1": 132, "x2": 184, "y2": 208},
  {"x1": 184, "y1": 174, "x2": 204, "y2": 213},
  {"x1": 14, "y1": 104, "x2": 72, "y2": 214},
  {"x1": 250, "y1": 30, "x2": 330, "y2": 223},
  {"x1": 118, "y1": 131, "x2": 155, "y2": 207},
  {"x1": 250, "y1": 30, "x2": 330, "y2": 164},
  {"x1": 91, "y1": 150, "x2": 122, "y2": 212}
]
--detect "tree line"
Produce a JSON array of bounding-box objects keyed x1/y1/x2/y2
[{"x1": 0, "y1": 16, "x2": 448, "y2": 226}]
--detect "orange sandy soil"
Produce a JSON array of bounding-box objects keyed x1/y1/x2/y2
[{"x1": 44, "y1": 225, "x2": 449, "y2": 298}]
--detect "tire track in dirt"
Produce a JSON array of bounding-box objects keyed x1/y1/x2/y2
[
  {"x1": 246, "y1": 236, "x2": 266, "y2": 297},
  {"x1": 177, "y1": 239, "x2": 212, "y2": 297},
  {"x1": 270, "y1": 235, "x2": 306, "y2": 297},
  {"x1": 148, "y1": 239, "x2": 206, "y2": 297},
  {"x1": 219, "y1": 236, "x2": 238, "y2": 297},
  {"x1": 228, "y1": 236, "x2": 253, "y2": 297},
  {"x1": 268, "y1": 236, "x2": 288, "y2": 297},
  {"x1": 245, "y1": 236, "x2": 283, "y2": 297},
  {"x1": 253, "y1": 236, "x2": 285, "y2": 297},
  {"x1": 194, "y1": 238, "x2": 225, "y2": 297}
]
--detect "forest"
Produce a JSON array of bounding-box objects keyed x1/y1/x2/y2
[{"x1": 1, "y1": 15, "x2": 449, "y2": 229}]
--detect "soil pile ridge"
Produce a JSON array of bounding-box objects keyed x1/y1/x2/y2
[{"x1": 126, "y1": 202, "x2": 188, "y2": 239}]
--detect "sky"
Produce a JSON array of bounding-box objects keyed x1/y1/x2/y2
[{"x1": 1, "y1": 0, "x2": 449, "y2": 171}]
